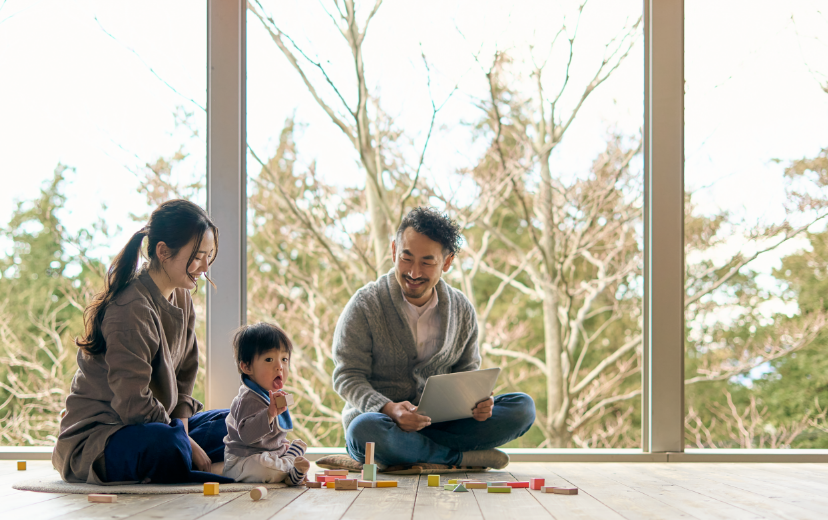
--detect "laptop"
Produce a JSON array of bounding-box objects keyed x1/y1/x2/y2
[{"x1": 415, "y1": 368, "x2": 501, "y2": 423}]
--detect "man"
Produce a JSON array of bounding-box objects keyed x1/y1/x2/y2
[{"x1": 332, "y1": 207, "x2": 535, "y2": 469}]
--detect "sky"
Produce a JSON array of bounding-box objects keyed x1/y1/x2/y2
[{"x1": 0, "y1": 0, "x2": 826, "y2": 283}]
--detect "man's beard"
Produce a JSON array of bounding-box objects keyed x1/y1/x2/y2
[{"x1": 402, "y1": 276, "x2": 431, "y2": 299}]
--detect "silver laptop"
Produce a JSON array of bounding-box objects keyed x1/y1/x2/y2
[{"x1": 415, "y1": 368, "x2": 501, "y2": 423}]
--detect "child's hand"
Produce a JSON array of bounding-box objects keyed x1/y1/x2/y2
[{"x1": 268, "y1": 390, "x2": 289, "y2": 421}]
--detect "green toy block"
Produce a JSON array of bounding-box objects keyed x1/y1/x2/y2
[
  {"x1": 361, "y1": 463, "x2": 377, "y2": 481},
  {"x1": 453, "y1": 483, "x2": 468, "y2": 493},
  {"x1": 444, "y1": 484, "x2": 458, "y2": 490},
  {"x1": 488, "y1": 486, "x2": 512, "y2": 493}
]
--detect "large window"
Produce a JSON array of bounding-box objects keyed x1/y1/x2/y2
[
  {"x1": 246, "y1": 0, "x2": 643, "y2": 448},
  {"x1": 684, "y1": 1, "x2": 828, "y2": 448},
  {"x1": 0, "y1": 1, "x2": 205, "y2": 445}
]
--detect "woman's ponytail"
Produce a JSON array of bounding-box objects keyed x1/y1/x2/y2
[{"x1": 76, "y1": 227, "x2": 148, "y2": 356}]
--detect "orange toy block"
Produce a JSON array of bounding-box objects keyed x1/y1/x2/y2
[
  {"x1": 17, "y1": 461, "x2": 26, "y2": 471},
  {"x1": 506, "y1": 481, "x2": 530, "y2": 488},
  {"x1": 88, "y1": 494, "x2": 117, "y2": 503},
  {"x1": 541, "y1": 486, "x2": 578, "y2": 495},
  {"x1": 272, "y1": 393, "x2": 294, "y2": 408},
  {"x1": 203, "y1": 482, "x2": 220, "y2": 496},
  {"x1": 326, "y1": 481, "x2": 337, "y2": 488},
  {"x1": 358, "y1": 480, "x2": 376, "y2": 488},
  {"x1": 324, "y1": 469, "x2": 349, "y2": 476},
  {"x1": 306, "y1": 481, "x2": 322, "y2": 488},
  {"x1": 365, "y1": 442, "x2": 376, "y2": 465},
  {"x1": 335, "y1": 479, "x2": 358, "y2": 490},
  {"x1": 530, "y1": 478, "x2": 545, "y2": 490},
  {"x1": 376, "y1": 480, "x2": 397, "y2": 488}
]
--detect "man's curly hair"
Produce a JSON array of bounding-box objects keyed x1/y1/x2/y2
[{"x1": 396, "y1": 207, "x2": 462, "y2": 257}]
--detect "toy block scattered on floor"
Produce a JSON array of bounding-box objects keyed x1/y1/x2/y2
[
  {"x1": 453, "y1": 483, "x2": 469, "y2": 493},
  {"x1": 326, "y1": 481, "x2": 336, "y2": 488},
  {"x1": 88, "y1": 494, "x2": 117, "y2": 503},
  {"x1": 488, "y1": 486, "x2": 512, "y2": 493},
  {"x1": 465, "y1": 482, "x2": 488, "y2": 489},
  {"x1": 376, "y1": 480, "x2": 397, "y2": 488},
  {"x1": 325, "y1": 469, "x2": 349, "y2": 476},
  {"x1": 541, "y1": 486, "x2": 578, "y2": 495},
  {"x1": 444, "y1": 483, "x2": 458, "y2": 490},
  {"x1": 250, "y1": 487, "x2": 268, "y2": 501},
  {"x1": 447, "y1": 479, "x2": 458, "y2": 484},
  {"x1": 487, "y1": 481, "x2": 508, "y2": 487},
  {"x1": 506, "y1": 481, "x2": 530, "y2": 488},
  {"x1": 306, "y1": 481, "x2": 322, "y2": 488},
  {"x1": 272, "y1": 393, "x2": 294, "y2": 408},
  {"x1": 530, "y1": 478, "x2": 545, "y2": 490},
  {"x1": 203, "y1": 482, "x2": 220, "y2": 496},
  {"x1": 358, "y1": 480, "x2": 376, "y2": 488},
  {"x1": 362, "y1": 463, "x2": 377, "y2": 481},
  {"x1": 335, "y1": 479, "x2": 358, "y2": 490},
  {"x1": 365, "y1": 442, "x2": 375, "y2": 465},
  {"x1": 428, "y1": 474, "x2": 440, "y2": 487},
  {"x1": 17, "y1": 461, "x2": 26, "y2": 471}
]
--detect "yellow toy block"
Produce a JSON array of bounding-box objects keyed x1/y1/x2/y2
[
  {"x1": 326, "y1": 481, "x2": 336, "y2": 488},
  {"x1": 448, "y1": 479, "x2": 458, "y2": 484},
  {"x1": 203, "y1": 482, "x2": 220, "y2": 496},
  {"x1": 376, "y1": 480, "x2": 397, "y2": 488},
  {"x1": 427, "y1": 474, "x2": 440, "y2": 487},
  {"x1": 17, "y1": 461, "x2": 26, "y2": 471}
]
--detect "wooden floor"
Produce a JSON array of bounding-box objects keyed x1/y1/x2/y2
[{"x1": 3, "y1": 460, "x2": 828, "y2": 519}]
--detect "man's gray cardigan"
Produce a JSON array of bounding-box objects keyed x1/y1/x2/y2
[{"x1": 332, "y1": 269, "x2": 481, "y2": 431}]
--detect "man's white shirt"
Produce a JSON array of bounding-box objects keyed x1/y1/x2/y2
[{"x1": 401, "y1": 286, "x2": 442, "y2": 363}]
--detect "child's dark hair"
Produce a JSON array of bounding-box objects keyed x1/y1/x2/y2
[{"x1": 233, "y1": 323, "x2": 293, "y2": 372}]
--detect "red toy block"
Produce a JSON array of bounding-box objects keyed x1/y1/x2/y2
[
  {"x1": 530, "y1": 478, "x2": 545, "y2": 490},
  {"x1": 506, "y1": 481, "x2": 530, "y2": 488}
]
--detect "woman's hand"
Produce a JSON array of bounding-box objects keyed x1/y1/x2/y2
[
  {"x1": 190, "y1": 436, "x2": 212, "y2": 472},
  {"x1": 268, "y1": 390, "x2": 289, "y2": 421}
]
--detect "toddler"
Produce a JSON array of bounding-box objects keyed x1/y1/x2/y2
[{"x1": 223, "y1": 323, "x2": 309, "y2": 485}]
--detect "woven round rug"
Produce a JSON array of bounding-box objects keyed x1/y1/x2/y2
[{"x1": 13, "y1": 476, "x2": 287, "y2": 495}]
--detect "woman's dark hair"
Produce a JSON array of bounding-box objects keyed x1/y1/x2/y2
[
  {"x1": 76, "y1": 199, "x2": 219, "y2": 356},
  {"x1": 233, "y1": 323, "x2": 293, "y2": 372},
  {"x1": 396, "y1": 207, "x2": 462, "y2": 257}
]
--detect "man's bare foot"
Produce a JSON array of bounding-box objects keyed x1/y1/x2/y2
[{"x1": 294, "y1": 456, "x2": 310, "y2": 473}]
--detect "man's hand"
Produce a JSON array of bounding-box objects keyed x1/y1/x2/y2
[
  {"x1": 268, "y1": 390, "x2": 289, "y2": 421},
  {"x1": 472, "y1": 394, "x2": 494, "y2": 422},
  {"x1": 381, "y1": 401, "x2": 431, "y2": 432},
  {"x1": 190, "y1": 436, "x2": 212, "y2": 472}
]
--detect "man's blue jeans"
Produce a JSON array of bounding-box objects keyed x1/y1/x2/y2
[{"x1": 345, "y1": 393, "x2": 536, "y2": 466}]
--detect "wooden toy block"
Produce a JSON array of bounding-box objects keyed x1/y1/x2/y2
[
  {"x1": 358, "y1": 480, "x2": 376, "y2": 488},
  {"x1": 465, "y1": 482, "x2": 488, "y2": 489},
  {"x1": 427, "y1": 474, "x2": 440, "y2": 487},
  {"x1": 487, "y1": 481, "x2": 508, "y2": 487},
  {"x1": 530, "y1": 478, "x2": 545, "y2": 490},
  {"x1": 365, "y1": 442, "x2": 375, "y2": 465},
  {"x1": 272, "y1": 393, "x2": 294, "y2": 408},
  {"x1": 250, "y1": 487, "x2": 268, "y2": 501},
  {"x1": 203, "y1": 482, "x2": 220, "y2": 496},
  {"x1": 376, "y1": 480, "x2": 397, "y2": 488},
  {"x1": 541, "y1": 486, "x2": 578, "y2": 495},
  {"x1": 326, "y1": 481, "x2": 337, "y2": 488},
  {"x1": 17, "y1": 461, "x2": 26, "y2": 471},
  {"x1": 506, "y1": 481, "x2": 530, "y2": 488},
  {"x1": 444, "y1": 484, "x2": 458, "y2": 490},
  {"x1": 325, "y1": 469, "x2": 349, "y2": 476},
  {"x1": 335, "y1": 479, "x2": 358, "y2": 490},
  {"x1": 88, "y1": 494, "x2": 117, "y2": 503},
  {"x1": 453, "y1": 483, "x2": 469, "y2": 493},
  {"x1": 488, "y1": 486, "x2": 512, "y2": 493},
  {"x1": 448, "y1": 479, "x2": 458, "y2": 484},
  {"x1": 362, "y1": 463, "x2": 377, "y2": 481},
  {"x1": 306, "y1": 481, "x2": 322, "y2": 488}
]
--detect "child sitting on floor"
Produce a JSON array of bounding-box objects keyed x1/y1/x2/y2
[{"x1": 223, "y1": 323, "x2": 309, "y2": 485}]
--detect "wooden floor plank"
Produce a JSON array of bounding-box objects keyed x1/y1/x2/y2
[
  {"x1": 464, "y1": 470, "x2": 553, "y2": 520},
  {"x1": 509, "y1": 464, "x2": 627, "y2": 519},
  {"x1": 198, "y1": 486, "x2": 307, "y2": 520},
  {"x1": 128, "y1": 492, "x2": 246, "y2": 520},
  {"x1": 341, "y1": 474, "x2": 419, "y2": 520},
  {"x1": 0, "y1": 464, "x2": 57, "y2": 497},
  {"x1": 3, "y1": 493, "x2": 97, "y2": 520},
  {"x1": 549, "y1": 464, "x2": 698, "y2": 519},
  {"x1": 598, "y1": 464, "x2": 764, "y2": 520},
  {"x1": 646, "y1": 464, "x2": 825, "y2": 520},
  {"x1": 704, "y1": 463, "x2": 828, "y2": 496},
  {"x1": 58, "y1": 494, "x2": 183, "y2": 520},
  {"x1": 663, "y1": 463, "x2": 828, "y2": 517},
  {"x1": 412, "y1": 472, "x2": 483, "y2": 520},
  {"x1": 0, "y1": 491, "x2": 67, "y2": 514},
  {"x1": 268, "y1": 481, "x2": 363, "y2": 520}
]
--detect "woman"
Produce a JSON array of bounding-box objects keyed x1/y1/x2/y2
[{"x1": 53, "y1": 199, "x2": 233, "y2": 484}]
